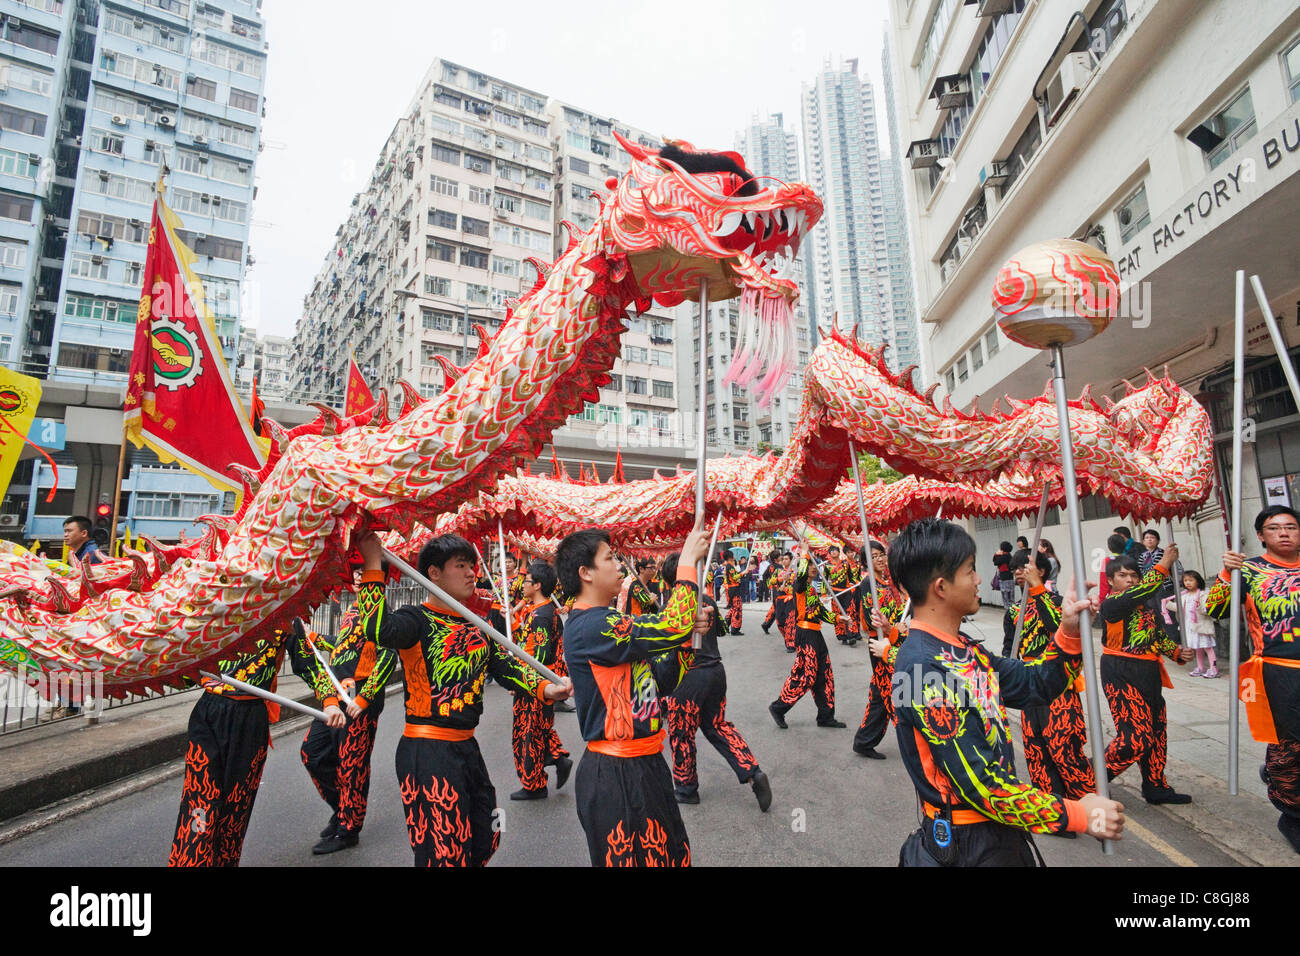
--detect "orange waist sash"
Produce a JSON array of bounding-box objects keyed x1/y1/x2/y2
[
  {"x1": 1240, "y1": 656, "x2": 1300, "y2": 745},
  {"x1": 587, "y1": 729, "x2": 665, "y2": 758}
]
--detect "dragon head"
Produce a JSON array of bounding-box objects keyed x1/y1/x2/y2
[{"x1": 604, "y1": 132, "x2": 823, "y2": 405}]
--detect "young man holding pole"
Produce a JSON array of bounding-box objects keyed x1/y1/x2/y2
[
  {"x1": 723, "y1": 551, "x2": 744, "y2": 634},
  {"x1": 855, "y1": 541, "x2": 907, "y2": 759},
  {"x1": 826, "y1": 545, "x2": 858, "y2": 646},
  {"x1": 769, "y1": 546, "x2": 850, "y2": 730},
  {"x1": 555, "y1": 520, "x2": 709, "y2": 867},
  {"x1": 1206, "y1": 504, "x2": 1300, "y2": 853},
  {"x1": 356, "y1": 532, "x2": 571, "y2": 866},
  {"x1": 890, "y1": 519, "x2": 1124, "y2": 866},
  {"x1": 509, "y1": 560, "x2": 572, "y2": 800}
]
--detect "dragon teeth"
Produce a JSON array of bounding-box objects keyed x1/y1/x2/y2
[{"x1": 715, "y1": 211, "x2": 743, "y2": 236}]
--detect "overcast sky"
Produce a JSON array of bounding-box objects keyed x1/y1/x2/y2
[{"x1": 245, "y1": 0, "x2": 893, "y2": 339}]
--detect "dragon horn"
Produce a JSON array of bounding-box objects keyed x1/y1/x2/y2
[
  {"x1": 612, "y1": 129, "x2": 655, "y2": 161},
  {"x1": 559, "y1": 220, "x2": 581, "y2": 255},
  {"x1": 307, "y1": 402, "x2": 344, "y2": 437},
  {"x1": 77, "y1": 557, "x2": 101, "y2": 599},
  {"x1": 137, "y1": 534, "x2": 171, "y2": 573},
  {"x1": 261, "y1": 417, "x2": 291, "y2": 456},
  {"x1": 431, "y1": 356, "x2": 461, "y2": 390},
  {"x1": 0, "y1": 585, "x2": 32, "y2": 611},
  {"x1": 369, "y1": 387, "x2": 391, "y2": 427},
  {"x1": 46, "y1": 575, "x2": 76, "y2": 613},
  {"x1": 125, "y1": 551, "x2": 150, "y2": 592},
  {"x1": 226, "y1": 463, "x2": 262, "y2": 500},
  {"x1": 396, "y1": 380, "x2": 423, "y2": 415}
]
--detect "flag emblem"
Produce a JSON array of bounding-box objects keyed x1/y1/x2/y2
[
  {"x1": 0, "y1": 387, "x2": 26, "y2": 414},
  {"x1": 150, "y1": 319, "x2": 203, "y2": 389}
]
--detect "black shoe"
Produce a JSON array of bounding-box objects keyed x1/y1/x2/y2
[
  {"x1": 768, "y1": 702, "x2": 788, "y2": 729},
  {"x1": 675, "y1": 790, "x2": 700, "y2": 805},
  {"x1": 510, "y1": 786, "x2": 548, "y2": 801},
  {"x1": 847, "y1": 638, "x2": 859, "y2": 647},
  {"x1": 750, "y1": 770, "x2": 772, "y2": 812},
  {"x1": 786, "y1": 647, "x2": 796, "y2": 654},
  {"x1": 553, "y1": 755, "x2": 573, "y2": 791},
  {"x1": 761, "y1": 625, "x2": 771, "y2": 634},
  {"x1": 1278, "y1": 814, "x2": 1300, "y2": 854},
  {"x1": 817, "y1": 718, "x2": 847, "y2": 729},
  {"x1": 730, "y1": 629, "x2": 743, "y2": 636},
  {"x1": 312, "y1": 830, "x2": 359, "y2": 855},
  {"x1": 853, "y1": 745, "x2": 886, "y2": 760},
  {"x1": 1142, "y1": 785, "x2": 1192, "y2": 805},
  {"x1": 319, "y1": 813, "x2": 338, "y2": 839},
  {"x1": 1260, "y1": 763, "x2": 1271, "y2": 786}
]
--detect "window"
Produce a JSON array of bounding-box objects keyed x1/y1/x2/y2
[
  {"x1": 568, "y1": 157, "x2": 590, "y2": 175},
  {"x1": 566, "y1": 130, "x2": 588, "y2": 151},
  {"x1": 69, "y1": 252, "x2": 111, "y2": 280},
  {"x1": 0, "y1": 283, "x2": 18, "y2": 315},
  {"x1": 999, "y1": 118, "x2": 1042, "y2": 195},
  {"x1": 174, "y1": 230, "x2": 242, "y2": 261},
  {"x1": 523, "y1": 117, "x2": 547, "y2": 137},
  {"x1": 465, "y1": 283, "x2": 488, "y2": 304},
  {"x1": 0, "y1": 148, "x2": 39, "y2": 179},
  {"x1": 463, "y1": 152, "x2": 491, "y2": 174},
  {"x1": 429, "y1": 209, "x2": 457, "y2": 229},
  {"x1": 625, "y1": 345, "x2": 648, "y2": 364},
  {"x1": 496, "y1": 161, "x2": 524, "y2": 184},
  {"x1": 422, "y1": 308, "x2": 456, "y2": 332},
  {"x1": 944, "y1": 368, "x2": 957, "y2": 393},
  {"x1": 606, "y1": 374, "x2": 622, "y2": 391},
  {"x1": 434, "y1": 89, "x2": 461, "y2": 109},
  {"x1": 1203, "y1": 87, "x2": 1256, "y2": 169},
  {"x1": 528, "y1": 173, "x2": 551, "y2": 192},
  {"x1": 63, "y1": 295, "x2": 133, "y2": 323},
  {"x1": 467, "y1": 185, "x2": 491, "y2": 205},
  {"x1": 172, "y1": 188, "x2": 248, "y2": 224},
  {"x1": 428, "y1": 114, "x2": 460, "y2": 136},
  {"x1": 653, "y1": 379, "x2": 673, "y2": 399},
  {"x1": 494, "y1": 193, "x2": 520, "y2": 214},
  {"x1": 431, "y1": 143, "x2": 459, "y2": 165},
  {"x1": 4, "y1": 20, "x2": 59, "y2": 55},
  {"x1": 461, "y1": 216, "x2": 489, "y2": 238},
  {"x1": 230, "y1": 16, "x2": 261, "y2": 41},
  {"x1": 426, "y1": 239, "x2": 455, "y2": 262},
  {"x1": 78, "y1": 211, "x2": 147, "y2": 242},
  {"x1": 425, "y1": 275, "x2": 450, "y2": 296},
  {"x1": 461, "y1": 248, "x2": 488, "y2": 269},
  {"x1": 523, "y1": 200, "x2": 548, "y2": 221},
  {"x1": 186, "y1": 76, "x2": 218, "y2": 101},
  {"x1": 0, "y1": 105, "x2": 46, "y2": 137},
  {"x1": 196, "y1": 39, "x2": 265, "y2": 79},
  {"x1": 228, "y1": 88, "x2": 258, "y2": 112},
  {"x1": 984, "y1": 327, "x2": 1000, "y2": 357},
  {"x1": 1285, "y1": 36, "x2": 1300, "y2": 104},
  {"x1": 1116, "y1": 183, "x2": 1150, "y2": 244},
  {"x1": 969, "y1": 342, "x2": 983, "y2": 372},
  {"x1": 55, "y1": 343, "x2": 131, "y2": 375},
  {"x1": 650, "y1": 349, "x2": 672, "y2": 367},
  {"x1": 2, "y1": 62, "x2": 54, "y2": 96},
  {"x1": 598, "y1": 404, "x2": 621, "y2": 424},
  {"x1": 492, "y1": 256, "x2": 518, "y2": 277},
  {"x1": 956, "y1": 355, "x2": 969, "y2": 384},
  {"x1": 0, "y1": 193, "x2": 34, "y2": 222},
  {"x1": 0, "y1": 239, "x2": 27, "y2": 269},
  {"x1": 490, "y1": 223, "x2": 550, "y2": 251},
  {"x1": 103, "y1": 11, "x2": 187, "y2": 53},
  {"x1": 217, "y1": 120, "x2": 255, "y2": 149},
  {"x1": 431, "y1": 175, "x2": 458, "y2": 197},
  {"x1": 628, "y1": 408, "x2": 649, "y2": 428},
  {"x1": 627, "y1": 376, "x2": 647, "y2": 395},
  {"x1": 493, "y1": 108, "x2": 519, "y2": 128}
]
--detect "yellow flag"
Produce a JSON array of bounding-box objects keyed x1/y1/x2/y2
[{"x1": 0, "y1": 365, "x2": 41, "y2": 499}]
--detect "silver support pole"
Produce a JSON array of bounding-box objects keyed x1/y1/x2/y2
[
  {"x1": 1166, "y1": 520, "x2": 1188, "y2": 650},
  {"x1": 382, "y1": 547, "x2": 562, "y2": 685},
  {"x1": 695, "y1": 278, "x2": 711, "y2": 646},
  {"x1": 473, "y1": 542, "x2": 505, "y2": 606},
  {"x1": 1050, "y1": 344, "x2": 1113, "y2": 854},
  {"x1": 305, "y1": 631, "x2": 355, "y2": 708},
  {"x1": 1010, "y1": 484, "x2": 1053, "y2": 659},
  {"x1": 498, "y1": 521, "x2": 514, "y2": 647},
  {"x1": 201, "y1": 672, "x2": 328, "y2": 721},
  {"x1": 698, "y1": 509, "x2": 725, "y2": 649},
  {"x1": 1249, "y1": 275, "x2": 1300, "y2": 411},
  {"x1": 1229, "y1": 271, "x2": 1246, "y2": 795},
  {"x1": 847, "y1": 440, "x2": 883, "y2": 640}
]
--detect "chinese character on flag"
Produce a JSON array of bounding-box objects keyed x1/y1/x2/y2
[{"x1": 344, "y1": 351, "x2": 374, "y2": 418}]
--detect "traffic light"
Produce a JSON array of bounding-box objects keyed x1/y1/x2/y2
[{"x1": 95, "y1": 502, "x2": 112, "y2": 520}]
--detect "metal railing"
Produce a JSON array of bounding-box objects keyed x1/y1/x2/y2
[{"x1": 0, "y1": 582, "x2": 426, "y2": 735}]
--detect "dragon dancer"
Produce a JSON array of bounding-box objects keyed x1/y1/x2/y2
[
  {"x1": 723, "y1": 551, "x2": 744, "y2": 634},
  {"x1": 889, "y1": 519, "x2": 1124, "y2": 865},
  {"x1": 167, "y1": 629, "x2": 292, "y2": 867},
  {"x1": 509, "y1": 560, "x2": 573, "y2": 800},
  {"x1": 292, "y1": 608, "x2": 396, "y2": 855},
  {"x1": 556, "y1": 521, "x2": 709, "y2": 866},
  {"x1": 356, "y1": 532, "x2": 572, "y2": 866},
  {"x1": 659, "y1": 554, "x2": 771, "y2": 811},
  {"x1": 1002, "y1": 552, "x2": 1095, "y2": 802},
  {"x1": 769, "y1": 546, "x2": 849, "y2": 729},
  {"x1": 854, "y1": 541, "x2": 907, "y2": 759},
  {"x1": 1099, "y1": 547, "x2": 1194, "y2": 804},
  {"x1": 826, "y1": 545, "x2": 858, "y2": 646},
  {"x1": 1206, "y1": 504, "x2": 1300, "y2": 854}
]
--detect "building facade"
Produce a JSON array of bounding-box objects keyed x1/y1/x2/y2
[{"x1": 887, "y1": 0, "x2": 1300, "y2": 587}]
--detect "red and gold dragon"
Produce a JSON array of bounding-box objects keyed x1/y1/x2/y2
[{"x1": 0, "y1": 136, "x2": 1214, "y2": 696}]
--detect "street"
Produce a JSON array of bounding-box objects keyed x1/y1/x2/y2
[{"x1": 0, "y1": 604, "x2": 1242, "y2": 867}]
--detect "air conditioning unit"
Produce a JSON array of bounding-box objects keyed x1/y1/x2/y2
[
  {"x1": 969, "y1": 0, "x2": 1013, "y2": 15},
  {"x1": 91, "y1": 254, "x2": 104, "y2": 265},
  {"x1": 98, "y1": 169, "x2": 109, "y2": 182},
  {"x1": 237, "y1": 163, "x2": 249, "y2": 173},
  {"x1": 111, "y1": 114, "x2": 128, "y2": 127},
  {"x1": 1045, "y1": 52, "x2": 1095, "y2": 128},
  {"x1": 907, "y1": 138, "x2": 941, "y2": 168},
  {"x1": 978, "y1": 159, "x2": 1011, "y2": 188},
  {"x1": 930, "y1": 74, "x2": 971, "y2": 110},
  {"x1": 211, "y1": 196, "x2": 222, "y2": 206},
  {"x1": 193, "y1": 134, "x2": 208, "y2": 145},
  {"x1": 157, "y1": 113, "x2": 176, "y2": 127},
  {"x1": 0, "y1": 514, "x2": 21, "y2": 529}
]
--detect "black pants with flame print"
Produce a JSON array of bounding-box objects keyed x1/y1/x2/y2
[
  {"x1": 395, "y1": 735, "x2": 500, "y2": 867},
  {"x1": 774, "y1": 627, "x2": 835, "y2": 722},
  {"x1": 1021, "y1": 691, "x2": 1095, "y2": 800},
  {"x1": 1101, "y1": 655, "x2": 1170, "y2": 791},
  {"x1": 664, "y1": 665, "x2": 759, "y2": 796},
  {"x1": 167, "y1": 694, "x2": 268, "y2": 868},
  {"x1": 575, "y1": 749, "x2": 690, "y2": 867},
  {"x1": 512, "y1": 694, "x2": 569, "y2": 792},
  {"x1": 300, "y1": 707, "x2": 381, "y2": 834},
  {"x1": 853, "y1": 650, "x2": 895, "y2": 752}
]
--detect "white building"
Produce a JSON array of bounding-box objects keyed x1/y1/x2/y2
[{"x1": 887, "y1": 0, "x2": 1300, "y2": 585}]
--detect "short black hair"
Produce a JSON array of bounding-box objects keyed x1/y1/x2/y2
[
  {"x1": 555, "y1": 529, "x2": 610, "y2": 597},
  {"x1": 999, "y1": 541, "x2": 1013, "y2": 552},
  {"x1": 1141, "y1": 528, "x2": 1160, "y2": 543},
  {"x1": 1016, "y1": 536, "x2": 1029, "y2": 549},
  {"x1": 1010, "y1": 550, "x2": 1051, "y2": 576},
  {"x1": 635, "y1": 557, "x2": 655, "y2": 572},
  {"x1": 1113, "y1": 526, "x2": 1133, "y2": 539},
  {"x1": 526, "y1": 559, "x2": 556, "y2": 597},
  {"x1": 64, "y1": 516, "x2": 92, "y2": 534},
  {"x1": 1255, "y1": 504, "x2": 1300, "y2": 534},
  {"x1": 1181, "y1": 569, "x2": 1206, "y2": 590},
  {"x1": 889, "y1": 519, "x2": 977, "y2": 607},
  {"x1": 1106, "y1": 533, "x2": 1128, "y2": 555},
  {"x1": 828, "y1": 545, "x2": 841, "y2": 554},
  {"x1": 1105, "y1": 554, "x2": 1140, "y2": 580},
  {"x1": 417, "y1": 534, "x2": 476, "y2": 578},
  {"x1": 662, "y1": 552, "x2": 680, "y2": 588}
]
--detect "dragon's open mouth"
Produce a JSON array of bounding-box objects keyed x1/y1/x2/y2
[{"x1": 715, "y1": 207, "x2": 809, "y2": 290}]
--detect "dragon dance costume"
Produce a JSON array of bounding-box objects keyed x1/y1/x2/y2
[
  {"x1": 511, "y1": 600, "x2": 570, "y2": 795},
  {"x1": 563, "y1": 566, "x2": 699, "y2": 866},
  {"x1": 294, "y1": 604, "x2": 396, "y2": 844},
  {"x1": 771, "y1": 556, "x2": 840, "y2": 726},
  {"x1": 663, "y1": 595, "x2": 763, "y2": 803},
  {"x1": 627, "y1": 578, "x2": 658, "y2": 616},
  {"x1": 853, "y1": 574, "x2": 907, "y2": 756},
  {"x1": 827, "y1": 556, "x2": 858, "y2": 645},
  {"x1": 1004, "y1": 586, "x2": 1095, "y2": 799},
  {"x1": 894, "y1": 621, "x2": 1089, "y2": 866},
  {"x1": 725, "y1": 561, "x2": 744, "y2": 633},
  {"x1": 358, "y1": 569, "x2": 552, "y2": 866},
  {"x1": 1206, "y1": 555, "x2": 1300, "y2": 849},
  {"x1": 168, "y1": 632, "x2": 288, "y2": 867},
  {"x1": 1099, "y1": 566, "x2": 1184, "y2": 795}
]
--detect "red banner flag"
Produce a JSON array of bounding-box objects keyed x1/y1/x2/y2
[
  {"x1": 124, "y1": 192, "x2": 266, "y2": 494},
  {"x1": 344, "y1": 351, "x2": 374, "y2": 418}
]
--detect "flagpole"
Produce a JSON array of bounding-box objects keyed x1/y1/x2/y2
[{"x1": 108, "y1": 429, "x2": 128, "y2": 554}]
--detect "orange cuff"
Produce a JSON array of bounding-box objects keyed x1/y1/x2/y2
[
  {"x1": 1029, "y1": 585, "x2": 1047, "y2": 597},
  {"x1": 675, "y1": 564, "x2": 699, "y2": 585},
  {"x1": 1053, "y1": 627, "x2": 1082, "y2": 656},
  {"x1": 354, "y1": 695, "x2": 370, "y2": 710},
  {"x1": 1062, "y1": 798, "x2": 1087, "y2": 834},
  {"x1": 887, "y1": 626, "x2": 900, "y2": 645},
  {"x1": 1152, "y1": 564, "x2": 1169, "y2": 578},
  {"x1": 534, "y1": 680, "x2": 552, "y2": 702},
  {"x1": 1218, "y1": 570, "x2": 1232, "y2": 583},
  {"x1": 360, "y1": 569, "x2": 386, "y2": 585},
  {"x1": 323, "y1": 696, "x2": 339, "y2": 709}
]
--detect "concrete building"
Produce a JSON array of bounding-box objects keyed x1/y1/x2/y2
[
  {"x1": 880, "y1": 34, "x2": 919, "y2": 367},
  {"x1": 801, "y1": 58, "x2": 918, "y2": 371},
  {"x1": 886, "y1": 0, "x2": 1300, "y2": 587},
  {"x1": 292, "y1": 59, "x2": 696, "y2": 480}
]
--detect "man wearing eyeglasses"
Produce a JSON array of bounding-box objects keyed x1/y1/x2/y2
[{"x1": 1206, "y1": 504, "x2": 1300, "y2": 854}]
